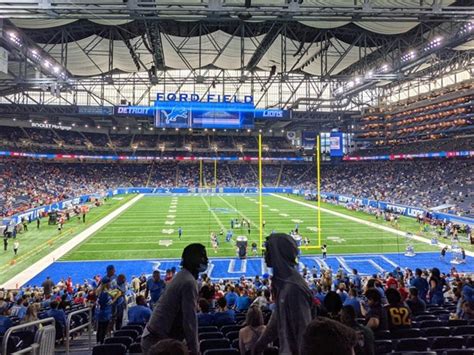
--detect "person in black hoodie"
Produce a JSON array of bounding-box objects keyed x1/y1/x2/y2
[{"x1": 253, "y1": 234, "x2": 313, "y2": 355}]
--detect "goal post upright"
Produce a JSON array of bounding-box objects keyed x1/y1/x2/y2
[
  {"x1": 316, "y1": 134, "x2": 322, "y2": 248},
  {"x1": 258, "y1": 134, "x2": 263, "y2": 250},
  {"x1": 214, "y1": 158, "x2": 217, "y2": 188},
  {"x1": 199, "y1": 159, "x2": 203, "y2": 188}
]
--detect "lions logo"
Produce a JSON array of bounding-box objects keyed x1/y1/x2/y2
[{"x1": 162, "y1": 106, "x2": 188, "y2": 124}]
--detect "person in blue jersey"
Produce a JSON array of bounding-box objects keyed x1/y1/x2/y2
[
  {"x1": 197, "y1": 298, "x2": 214, "y2": 326},
  {"x1": 96, "y1": 277, "x2": 121, "y2": 344},
  {"x1": 225, "y1": 285, "x2": 238, "y2": 308},
  {"x1": 128, "y1": 295, "x2": 152, "y2": 326},
  {"x1": 410, "y1": 268, "x2": 429, "y2": 301},
  {"x1": 226, "y1": 229, "x2": 233, "y2": 242},
  {"x1": 214, "y1": 296, "x2": 236, "y2": 327},
  {"x1": 236, "y1": 288, "x2": 251, "y2": 312},
  {"x1": 146, "y1": 270, "x2": 166, "y2": 309},
  {"x1": 343, "y1": 288, "x2": 362, "y2": 317}
]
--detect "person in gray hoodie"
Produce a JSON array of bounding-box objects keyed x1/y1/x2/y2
[{"x1": 253, "y1": 233, "x2": 313, "y2": 355}]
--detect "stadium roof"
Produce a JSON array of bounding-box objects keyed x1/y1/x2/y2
[{"x1": 0, "y1": 0, "x2": 472, "y2": 127}]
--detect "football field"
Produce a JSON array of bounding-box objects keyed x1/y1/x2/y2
[{"x1": 61, "y1": 193, "x2": 443, "y2": 261}]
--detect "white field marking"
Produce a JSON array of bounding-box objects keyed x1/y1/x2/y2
[
  {"x1": 379, "y1": 255, "x2": 399, "y2": 268},
  {"x1": 167, "y1": 215, "x2": 175, "y2": 219},
  {"x1": 217, "y1": 196, "x2": 260, "y2": 230},
  {"x1": 1, "y1": 194, "x2": 144, "y2": 289},
  {"x1": 168, "y1": 210, "x2": 176, "y2": 213},
  {"x1": 262, "y1": 204, "x2": 269, "y2": 208},
  {"x1": 164, "y1": 221, "x2": 175, "y2": 225},
  {"x1": 270, "y1": 208, "x2": 279, "y2": 212},
  {"x1": 271, "y1": 194, "x2": 474, "y2": 257},
  {"x1": 158, "y1": 240, "x2": 173, "y2": 247},
  {"x1": 335, "y1": 257, "x2": 352, "y2": 273},
  {"x1": 292, "y1": 219, "x2": 303, "y2": 223},
  {"x1": 161, "y1": 229, "x2": 174, "y2": 234},
  {"x1": 368, "y1": 259, "x2": 386, "y2": 272},
  {"x1": 279, "y1": 213, "x2": 289, "y2": 217},
  {"x1": 307, "y1": 227, "x2": 318, "y2": 232},
  {"x1": 200, "y1": 195, "x2": 226, "y2": 230},
  {"x1": 327, "y1": 236, "x2": 346, "y2": 244}
]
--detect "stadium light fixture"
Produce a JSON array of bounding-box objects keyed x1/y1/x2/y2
[
  {"x1": 247, "y1": 129, "x2": 251, "y2": 132},
  {"x1": 224, "y1": 129, "x2": 227, "y2": 132},
  {"x1": 149, "y1": 127, "x2": 153, "y2": 131},
  {"x1": 269, "y1": 129, "x2": 272, "y2": 133},
  {"x1": 162, "y1": 128, "x2": 166, "y2": 131},
  {"x1": 97, "y1": 125, "x2": 101, "y2": 129},
  {"x1": 204, "y1": 128, "x2": 208, "y2": 132},
  {"x1": 43, "y1": 120, "x2": 47, "y2": 124},
  {"x1": 212, "y1": 128, "x2": 216, "y2": 132},
  {"x1": 12, "y1": 118, "x2": 16, "y2": 121},
  {"x1": 113, "y1": 126, "x2": 116, "y2": 130},
  {"x1": 188, "y1": 128, "x2": 192, "y2": 132},
  {"x1": 175, "y1": 128, "x2": 179, "y2": 131},
  {"x1": 85, "y1": 124, "x2": 88, "y2": 128},
  {"x1": 72, "y1": 123, "x2": 75, "y2": 127},
  {"x1": 281, "y1": 129, "x2": 285, "y2": 133},
  {"x1": 125, "y1": 126, "x2": 129, "y2": 130}
]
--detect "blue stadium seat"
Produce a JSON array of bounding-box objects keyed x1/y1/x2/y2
[
  {"x1": 220, "y1": 325, "x2": 243, "y2": 335},
  {"x1": 448, "y1": 320, "x2": 469, "y2": 327},
  {"x1": 422, "y1": 327, "x2": 451, "y2": 337},
  {"x1": 199, "y1": 332, "x2": 224, "y2": 340},
  {"x1": 203, "y1": 349, "x2": 239, "y2": 355},
  {"x1": 395, "y1": 337, "x2": 429, "y2": 352},
  {"x1": 430, "y1": 336, "x2": 465, "y2": 350},
  {"x1": 104, "y1": 336, "x2": 133, "y2": 349},
  {"x1": 113, "y1": 329, "x2": 139, "y2": 341},
  {"x1": 391, "y1": 328, "x2": 423, "y2": 339},
  {"x1": 374, "y1": 339, "x2": 393, "y2": 354},
  {"x1": 129, "y1": 342, "x2": 142, "y2": 354},
  {"x1": 200, "y1": 338, "x2": 231, "y2": 353},
  {"x1": 225, "y1": 331, "x2": 240, "y2": 342},
  {"x1": 199, "y1": 326, "x2": 219, "y2": 333},
  {"x1": 419, "y1": 320, "x2": 443, "y2": 328},
  {"x1": 121, "y1": 324, "x2": 144, "y2": 334},
  {"x1": 443, "y1": 350, "x2": 474, "y2": 355},
  {"x1": 452, "y1": 326, "x2": 474, "y2": 336},
  {"x1": 92, "y1": 343, "x2": 127, "y2": 355}
]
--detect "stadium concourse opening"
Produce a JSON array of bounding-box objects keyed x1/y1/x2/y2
[{"x1": 0, "y1": 2, "x2": 473, "y2": 354}]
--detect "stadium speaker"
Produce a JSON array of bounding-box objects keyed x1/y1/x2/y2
[{"x1": 236, "y1": 236, "x2": 248, "y2": 259}]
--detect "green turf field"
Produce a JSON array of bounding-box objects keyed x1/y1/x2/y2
[
  {"x1": 60, "y1": 194, "x2": 452, "y2": 261},
  {"x1": 0, "y1": 195, "x2": 134, "y2": 285}
]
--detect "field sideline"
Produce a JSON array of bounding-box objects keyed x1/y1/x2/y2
[{"x1": 2, "y1": 193, "x2": 472, "y2": 286}]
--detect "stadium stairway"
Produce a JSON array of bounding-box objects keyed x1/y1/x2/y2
[{"x1": 55, "y1": 333, "x2": 93, "y2": 355}]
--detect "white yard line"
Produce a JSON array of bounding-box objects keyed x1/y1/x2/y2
[
  {"x1": 1, "y1": 194, "x2": 144, "y2": 289},
  {"x1": 218, "y1": 196, "x2": 260, "y2": 230},
  {"x1": 271, "y1": 194, "x2": 474, "y2": 258},
  {"x1": 200, "y1": 195, "x2": 226, "y2": 230}
]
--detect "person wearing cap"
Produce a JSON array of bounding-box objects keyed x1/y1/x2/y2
[
  {"x1": 141, "y1": 243, "x2": 208, "y2": 355},
  {"x1": 253, "y1": 234, "x2": 313, "y2": 355}
]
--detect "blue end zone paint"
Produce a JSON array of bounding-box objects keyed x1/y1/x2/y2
[{"x1": 23, "y1": 252, "x2": 473, "y2": 287}]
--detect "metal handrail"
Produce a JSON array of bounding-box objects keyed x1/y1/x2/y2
[
  {"x1": 1, "y1": 317, "x2": 55, "y2": 355},
  {"x1": 65, "y1": 307, "x2": 92, "y2": 355}
]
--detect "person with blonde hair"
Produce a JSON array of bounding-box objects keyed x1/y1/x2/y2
[
  {"x1": 239, "y1": 306, "x2": 266, "y2": 355},
  {"x1": 21, "y1": 304, "x2": 40, "y2": 332}
]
